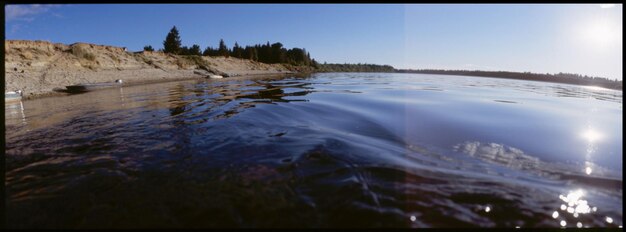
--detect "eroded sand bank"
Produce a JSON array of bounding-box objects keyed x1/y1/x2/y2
[{"x1": 5, "y1": 40, "x2": 301, "y2": 99}]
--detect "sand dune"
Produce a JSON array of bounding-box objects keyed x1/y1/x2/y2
[{"x1": 5, "y1": 40, "x2": 296, "y2": 99}]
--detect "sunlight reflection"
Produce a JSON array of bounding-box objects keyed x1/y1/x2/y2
[
  {"x1": 581, "y1": 125, "x2": 603, "y2": 177},
  {"x1": 581, "y1": 128, "x2": 603, "y2": 143},
  {"x1": 559, "y1": 190, "x2": 591, "y2": 214},
  {"x1": 553, "y1": 189, "x2": 605, "y2": 227},
  {"x1": 583, "y1": 85, "x2": 610, "y2": 91},
  {"x1": 120, "y1": 87, "x2": 126, "y2": 107}
]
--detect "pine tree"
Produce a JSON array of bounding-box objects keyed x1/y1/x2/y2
[
  {"x1": 143, "y1": 45, "x2": 154, "y2": 52},
  {"x1": 203, "y1": 46, "x2": 216, "y2": 56},
  {"x1": 233, "y1": 42, "x2": 243, "y2": 58},
  {"x1": 163, "y1": 26, "x2": 182, "y2": 54},
  {"x1": 179, "y1": 46, "x2": 190, "y2": 55},
  {"x1": 189, "y1": 44, "x2": 202, "y2": 56},
  {"x1": 218, "y1": 39, "x2": 229, "y2": 57}
]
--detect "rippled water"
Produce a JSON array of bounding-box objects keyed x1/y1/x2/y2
[{"x1": 5, "y1": 73, "x2": 623, "y2": 228}]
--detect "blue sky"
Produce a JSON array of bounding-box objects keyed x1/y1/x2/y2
[{"x1": 5, "y1": 4, "x2": 623, "y2": 80}]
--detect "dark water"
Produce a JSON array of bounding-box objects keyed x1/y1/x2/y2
[{"x1": 5, "y1": 73, "x2": 622, "y2": 228}]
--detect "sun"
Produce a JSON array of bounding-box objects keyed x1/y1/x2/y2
[
  {"x1": 581, "y1": 18, "x2": 618, "y2": 48},
  {"x1": 586, "y1": 21, "x2": 612, "y2": 43}
]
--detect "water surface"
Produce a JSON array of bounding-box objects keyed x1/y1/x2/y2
[{"x1": 5, "y1": 73, "x2": 623, "y2": 228}]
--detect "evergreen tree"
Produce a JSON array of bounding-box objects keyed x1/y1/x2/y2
[
  {"x1": 218, "y1": 39, "x2": 229, "y2": 57},
  {"x1": 163, "y1": 26, "x2": 182, "y2": 54},
  {"x1": 203, "y1": 47, "x2": 210, "y2": 56},
  {"x1": 270, "y1": 42, "x2": 284, "y2": 63},
  {"x1": 262, "y1": 42, "x2": 271, "y2": 63},
  {"x1": 244, "y1": 46, "x2": 258, "y2": 61},
  {"x1": 189, "y1": 39, "x2": 317, "y2": 66},
  {"x1": 189, "y1": 44, "x2": 202, "y2": 56},
  {"x1": 143, "y1": 45, "x2": 154, "y2": 52},
  {"x1": 179, "y1": 46, "x2": 190, "y2": 55},
  {"x1": 203, "y1": 46, "x2": 217, "y2": 56},
  {"x1": 306, "y1": 52, "x2": 311, "y2": 66},
  {"x1": 232, "y1": 42, "x2": 243, "y2": 58}
]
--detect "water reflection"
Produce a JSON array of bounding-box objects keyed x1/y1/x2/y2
[
  {"x1": 5, "y1": 100, "x2": 27, "y2": 127},
  {"x1": 549, "y1": 188, "x2": 622, "y2": 228},
  {"x1": 581, "y1": 128, "x2": 603, "y2": 143},
  {"x1": 5, "y1": 73, "x2": 622, "y2": 228},
  {"x1": 581, "y1": 125, "x2": 603, "y2": 176},
  {"x1": 451, "y1": 140, "x2": 621, "y2": 228},
  {"x1": 119, "y1": 87, "x2": 126, "y2": 107},
  {"x1": 558, "y1": 190, "x2": 591, "y2": 215},
  {"x1": 548, "y1": 85, "x2": 622, "y2": 103},
  {"x1": 453, "y1": 141, "x2": 539, "y2": 170},
  {"x1": 454, "y1": 141, "x2": 621, "y2": 192}
]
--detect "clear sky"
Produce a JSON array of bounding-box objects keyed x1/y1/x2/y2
[{"x1": 5, "y1": 4, "x2": 623, "y2": 80}]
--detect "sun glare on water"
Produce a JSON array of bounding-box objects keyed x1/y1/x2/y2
[
  {"x1": 581, "y1": 128, "x2": 603, "y2": 143},
  {"x1": 583, "y1": 85, "x2": 610, "y2": 91}
]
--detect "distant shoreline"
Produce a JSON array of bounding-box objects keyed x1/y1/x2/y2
[{"x1": 395, "y1": 69, "x2": 622, "y2": 91}]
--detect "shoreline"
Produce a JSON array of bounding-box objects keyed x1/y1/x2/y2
[
  {"x1": 14, "y1": 69, "x2": 622, "y2": 101},
  {"x1": 18, "y1": 71, "x2": 304, "y2": 101}
]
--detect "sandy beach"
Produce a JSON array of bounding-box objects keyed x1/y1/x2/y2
[{"x1": 5, "y1": 40, "x2": 299, "y2": 100}]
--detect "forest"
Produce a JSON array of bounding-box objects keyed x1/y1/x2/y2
[{"x1": 155, "y1": 26, "x2": 314, "y2": 66}]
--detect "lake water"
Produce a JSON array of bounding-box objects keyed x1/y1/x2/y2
[{"x1": 5, "y1": 73, "x2": 622, "y2": 228}]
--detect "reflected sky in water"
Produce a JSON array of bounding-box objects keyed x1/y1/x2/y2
[{"x1": 5, "y1": 73, "x2": 622, "y2": 228}]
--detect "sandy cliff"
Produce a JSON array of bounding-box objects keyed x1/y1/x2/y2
[{"x1": 5, "y1": 40, "x2": 294, "y2": 99}]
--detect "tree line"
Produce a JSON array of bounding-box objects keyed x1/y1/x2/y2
[
  {"x1": 146, "y1": 26, "x2": 315, "y2": 66},
  {"x1": 316, "y1": 63, "x2": 395, "y2": 73},
  {"x1": 396, "y1": 69, "x2": 622, "y2": 90},
  {"x1": 142, "y1": 26, "x2": 622, "y2": 89},
  {"x1": 148, "y1": 26, "x2": 395, "y2": 72}
]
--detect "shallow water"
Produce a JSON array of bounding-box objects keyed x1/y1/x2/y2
[{"x1": 5, "y1": 73, "x2": 623, "y2": 228}]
